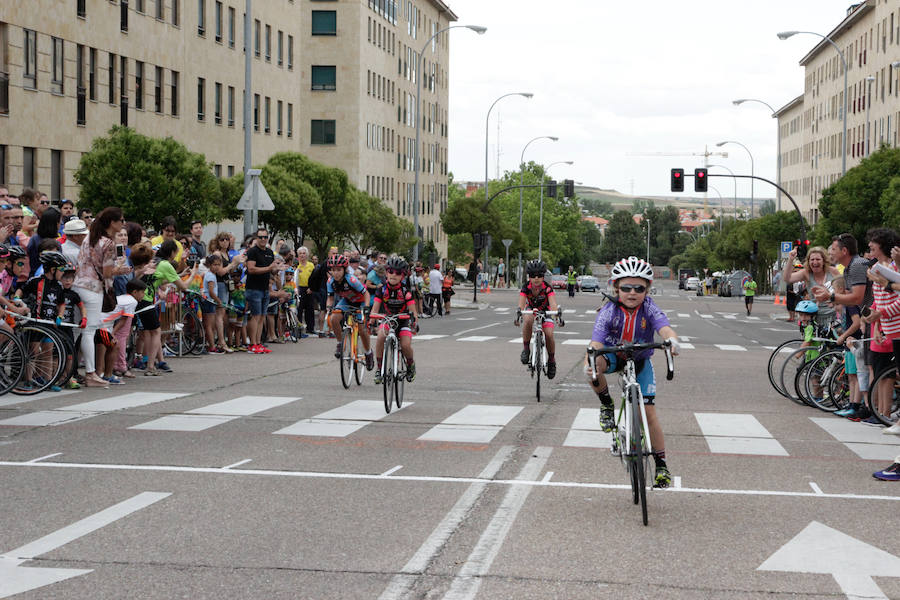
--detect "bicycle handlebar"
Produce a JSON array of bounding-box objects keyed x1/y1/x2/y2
[{"x1": 586, "y1": 340, "x2": 675, "y2": 383}]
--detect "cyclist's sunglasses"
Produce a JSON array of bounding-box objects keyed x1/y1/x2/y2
[
  {"x1": 529, "y1": 274, "x2": 543, "y2": 279},
  {"x1": 619, "y1": 284, "x2": 647, "y2": 293},
  {"x1": 386, "y1": 267, "x2": 404, "y2": 275},
  {"x1": 14, "y1": 261, "x2": 26, "y2": 267}
]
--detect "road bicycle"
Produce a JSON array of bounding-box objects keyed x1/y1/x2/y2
[
  {"x1": 867, "y1": 363, "x2": 900, "y2": 426},
  {"x1": 9, "y1": 314, "x2": 79, "y2": 395},
  {"x1": 587, "y1": 340, "x2": 675, "y2": 526},
  {"x1": 0, "y1": 317, "x2": 27, "y2": 395},
  {"x1": 370, "y1": 312, "x2": 411, "y2": 413},
  {"x1": 336, "y1": 307, "x2": 368, "y2": 389},
  {"x1": 514, "y1": 307, "x2": 564, "y2": 402}
]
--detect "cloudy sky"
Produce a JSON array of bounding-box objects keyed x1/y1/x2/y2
[{"x1": 446, "y1": 0, "x2": 856, "y2": 199}]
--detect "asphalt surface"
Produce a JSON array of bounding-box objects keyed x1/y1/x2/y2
[{"x1": 1, "y1": 284, "x2": 899, "y2": 599}]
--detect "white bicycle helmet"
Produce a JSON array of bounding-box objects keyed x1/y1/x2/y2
[{"x1": 610, "y1": 256, "x2": 654, "y2": 283}]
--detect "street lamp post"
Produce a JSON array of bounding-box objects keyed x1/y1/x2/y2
[
  {"x1": 538, "y1": 160, "x2": 573, "y2": 260},
  {"x1": 778, "y1": 31, "x2": 848, "y2": 176},
  {"x1": 707, "y1": 185, "x2": 724, "y2": 230},
  {"x1": 865, "y1": 75, "x2": 875, "y2": 156},
  {"x1": 716, "y1": 140, "x2": 754, "y2": 218},
  {"x1": 517, "y1": 135, "x2": 557, "y2": 285},
  {"x1": 707, "y1": 164, "x2": 738, "y2": 220},
  {"x1": 645, "y1": 218, "x2": 651, "y2": 262},
  {"x1": 412, "y1": 24, "x2": 486, "y2": 262},
  {"x1": 484, "y1": 92, "x2": 533, "y2": 205},
  {"x1": 733, "y1": 98, "x2": 781, "y2": 210}
]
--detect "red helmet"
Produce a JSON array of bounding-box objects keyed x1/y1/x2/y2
[{"x1": 327, "y1": 255, "x2": 349, "y2": 268}]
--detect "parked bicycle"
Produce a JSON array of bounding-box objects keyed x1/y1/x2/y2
[
  {"x1": 515, "y1": 307, "x2": 564, "y2": 402},
  {"x1": 587, "y1": 340, "x2": 675, "y2": 526}
]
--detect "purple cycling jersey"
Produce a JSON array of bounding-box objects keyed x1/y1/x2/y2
[{"x1": 591, "y1": 296, "x2": 670, "y2": 360}]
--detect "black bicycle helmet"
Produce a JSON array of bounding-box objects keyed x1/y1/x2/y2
[
  {"x1": 61, "y1": 261, "x2": 77, "y2": 273},
  {"x1": 526, "y1": 259, "x2": 546, "y2": 277},
  {"x1": 39, "y1": 250, "x2": 69, "y2": 269},
  {"x1": 7, "y1": 245, "x2": 26, "y2": 259},
  {"x1": 385, "y1": 256, "x2": 408, "y2": 274}
]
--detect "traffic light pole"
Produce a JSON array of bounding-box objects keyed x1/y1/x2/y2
[{"x1": 706, "y1": 173, "x2": 807, "y2": 242}]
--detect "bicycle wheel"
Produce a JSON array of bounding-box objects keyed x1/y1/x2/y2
[
  {"x1": 0, "y1": 327, "x2": 26, "y2": 395},
  {"x1": 534, "y1": 332, "x2": 543, "y2": 402},
  {"x1": 778, "y1": 347, "x2": 815, "y2": 406},
  {"x1": 629, "y1": 386, "x2": 648, "y2": 526},
  {"x1": 13, "y1": 325, "x2": 67, "y2": 395},
  {"x1": 340, "y1": 327, "x2": 353, "y2": 389},
  {"x1": 867, "y1": 365, "x2": 899, "y2": 426},
  {"x1": 767, "y1": 339, "x2": 804, "y2": 397},
  {"x1": 382, "y1": 337, "x2": 394, "y2": 413},
  {"x1": 353, "y1": 330, "x2": 365, "y2": 386},
  {"x1": 802, "y1": 350, "x2": 845, "y2": 412},
  {"x1": 286, "y1": 309, "x2": 301, "y2": 343},
  {"x1": 827, "y1": 362, "x2": 850, "y2": 412},
  {"x1": 395, "y1": 351, "x2": 406, "y2": 409}
]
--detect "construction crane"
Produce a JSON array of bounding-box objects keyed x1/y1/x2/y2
[{"x1": 627, "y1": 146, "x2": 728, "y2": 214}]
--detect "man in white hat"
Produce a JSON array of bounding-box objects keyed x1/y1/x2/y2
[{"x1": 61, "y1": 218, "x2": 88, "y2": 265}]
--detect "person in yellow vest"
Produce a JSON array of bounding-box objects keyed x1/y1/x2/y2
[
  {"x1": 566, "y1": 266, "x2": 577, "y2": 297},
  {"x1": 742, "y1": 275, "x2": 757, "y2": 316},
  {"x1": 292, "y1": 246, "x2": 315, "y2": 338},
  {"x1": 150, "y1": 216, "x2": 184, "y2": 266}
]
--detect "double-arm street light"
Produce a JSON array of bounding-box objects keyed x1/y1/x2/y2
[
  {"x1": 716, "y1": 140, "x2": 754, "y2": 218},
  {"x1": 538, "y1": 160, "x2": 573, "y2": 260},
  {"x1": 778, "y1": 30, "x2": 848, "y2": 176},
  {"x1": 517, "y1": 135, "x2": 558, "y2": 285},
  {"x1": 412, "y1": 24, "x2": 487, "y2": 261},
  {"x1": 732, "y1": 98, "x2": 781, "y2": 210},
  {"x1": 484, "y1": 92, "x2": 533, "y2": 203},
  {"x1": 707, "y1": 163, "x2": 738, "y2": 219}
]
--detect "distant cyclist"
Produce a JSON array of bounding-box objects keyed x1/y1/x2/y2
[
  {"x1": 518, "y1": 259, "x2": 560, "y2": 379},
  {"x1": 325, "y1": 254, "x2": 374, "y2": 370},
  {"x1": 371, "y1": 257, "x2": 417, "y2": 384},
  {"x1": 586, "y1": 256, "x2": 681, "y2": 488}
]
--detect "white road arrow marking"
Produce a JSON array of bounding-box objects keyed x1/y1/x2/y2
[
  {"x1": 0, "y1": 492, "x2": 170, "y2": 598},
  {"x1": 758, "y1": 521, "x2": 900, "y2": 600}
]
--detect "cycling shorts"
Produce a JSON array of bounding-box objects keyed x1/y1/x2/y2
[
  {"x1": 377, "y1": 318, "x2": 414, "y2": 338},
  {"x1": 334, "y1": 299, "x2": 364, "y2": 317},
  {"x1": 604, "y1": 354, "x2": 656, "y2": 403}
]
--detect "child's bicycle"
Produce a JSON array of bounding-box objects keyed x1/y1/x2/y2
[
  {"x1": 514, "y1": 307, "x2": 564, "y2": 402},
  {"x1": 334, "y1": 307, "x2": 369, "y2": 389},
  {"x1": 370, "y1": 312, "x2": 411, "y2": 413},
  {"x1": 586, "y1": 340, "x2": 675, "y2": 527}
]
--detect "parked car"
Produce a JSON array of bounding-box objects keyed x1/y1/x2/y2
[
  {"x1": 551, "y1": 275, "x2": 568, "y2": 289},
  {"x1": 579, "y1": 276, "x2": 600, "y2": 292},
  {"x1": 684, "y1": 276, "x2": 701, "y2": 291}
]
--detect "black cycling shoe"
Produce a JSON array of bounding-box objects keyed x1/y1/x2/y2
[
  {"x1": 334, "y1": 343, "x2": 343, "y2": 359},
  {"x1": 520, "y1": 348, "x2": 530, "y2": 364},
  {"x1": 365, "y1": 352, "x2": 374, "y2": 371},
  {"x1": 406, "y1": 362, "x2": 416, "y2": 382},
  {"x1": 546, "y1": 361, "x2": 556, "y2": 379},
  {"x1": 599, "y1": 404, "x2": 616, "y2": 433}
]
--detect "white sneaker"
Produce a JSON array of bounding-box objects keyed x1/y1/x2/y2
[{"x1": 883, "y1": 422, "x2": 900, "y2": 435}]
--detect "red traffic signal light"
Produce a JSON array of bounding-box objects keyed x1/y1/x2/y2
[
  {"x1": 671, "y1": 168, "x2": 684, "y2": 192},
  {"x1": 694, "y1": 168, "x2": 708, "y2": 192}
]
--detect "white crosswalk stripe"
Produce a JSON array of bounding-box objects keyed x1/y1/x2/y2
[
  {"x1": 414, "y1": 334, "x2": 447, "y2": 341},
  {"x1": 810, "y1": 417, "x2": 900, "y2": 460},
  {"x1": 457, "y1": 336, "x2": 497, "y2": 342},
  {"x1": 695, "y1": 413, "x2": 788, "y2": 456},
  {"x1": 715, "y1": 344, "x2": 747, "y2": 351},
  {"x1": 273, "y1": 400, "x2": 411, "y2": 438},
  {"x1": 130, "y1": 396, "x2": 300, "y2": 432},
  {"x1": 418, "y1": 405, "x2": 523, "y2": 444},
  {"x1": 677, "y1": 313, "x2": 690, "y2": 318},
  {"x1": 561, "y1": 339, "x2": 592, "y2": 346},
  {"x1": 563, "y1": 408, "x2": 613, "y2": 448},
  {"x1": 697, "y1": 313, "x2": 714, "y2": 319},
  {"x1": 0, "y1": 392, "x2": 189, "y2": 427}
]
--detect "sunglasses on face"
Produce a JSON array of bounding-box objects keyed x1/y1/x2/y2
[
  {"x1": 14, "y1": 261, "x2": 25, "y2": 267},
  {"x1": 0, "y1": 205, "x2": 11, "y2": 210},
  {"x1": 529, "y1": 274, "x2": 543, "y2": 279},
  {"x1": 39, "y1": 200, "x2": 50, "y2": 205},
  {"x1": 619, "y1": 284, "x2": 647, "y2": 293},
  {"x1": 386, "y1": 268, "x2": 403, "y2": 275},
  {"x1": 257, "y1": 235, "x2": 269, "y2": 240}
]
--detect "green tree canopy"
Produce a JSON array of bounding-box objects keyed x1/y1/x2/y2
[{"x1": 599, "y1": 210, "x2": 644, "y2": 263}]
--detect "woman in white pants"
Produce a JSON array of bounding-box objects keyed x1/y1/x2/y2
[{"x1": 73, "y1": 207, "x2": 131, "y2": 387}]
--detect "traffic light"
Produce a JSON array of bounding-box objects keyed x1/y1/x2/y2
[
  {"x1": 546, "y1": 180, "x2": 557, "y2": 198},
  {"x1": 753, "y1": 239, "x2": 759, "y2": 254},
  {"x1": 670, "y1": 168, "x2": 684, "y2": 192},
  {"x1": 795, "y1": 239, "x2": 810, "y2": 259},
  {"x1": 474, "y1": 232, "x2": 483, "y2": 250},
  {"x1": 563, "y1": 179, "x2": 575, "y2": 198},
  {"x1": 694, "y1": 168, "x2": 708, "y2": 192}
]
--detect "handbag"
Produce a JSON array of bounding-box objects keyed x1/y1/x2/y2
[{"x1": 93, "y1": 264, "x2": 116, "y2": 312}]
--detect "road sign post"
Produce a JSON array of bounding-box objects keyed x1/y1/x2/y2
[
  {"x1": 236, "y1": 169, "x2": 275, "y2": 233},
  {"x1": 502, "y1": 238, "x2": 513, "y2": 287}
]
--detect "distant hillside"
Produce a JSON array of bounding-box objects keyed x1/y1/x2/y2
[{"x1": 575, "y1": 185, "x2": 763, "y2": 213}]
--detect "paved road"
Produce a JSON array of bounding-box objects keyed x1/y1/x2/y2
[{"x1": 1, "y1": 285, "x2": 899, "y2": 599}]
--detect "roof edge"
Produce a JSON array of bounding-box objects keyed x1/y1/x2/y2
[
  {"x1": 774, "y1": 94, "x2": 804, "y2": 118},
  {"x1": 428, "y1": 0, "x2": 458, "y2": 21},
  {"x1": 798, "y1": 0, "x2": 874, "y2": 66}
]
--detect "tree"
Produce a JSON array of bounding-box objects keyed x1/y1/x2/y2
[
  {"x1": 75, "y1": 126, "x2": 223, "y2": 229},
  {"x1": 352, "y1": 190, "x2": 416, "y2": 256},
  {"x1": 759, "y1": 199, "x2": 776, "y2": 216},
  {"x1": 599, "y1": 210, "x2": 643, "y2": 262},
  {"x1": 580, "y1": 197, "x2": 614, "y2": 217}
]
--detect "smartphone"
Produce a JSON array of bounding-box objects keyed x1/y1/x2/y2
[{"x1": 115, "y1": 244, "x2": 125, "y2": 259}]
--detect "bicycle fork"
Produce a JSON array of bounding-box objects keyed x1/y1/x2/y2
[{"x1": 617, "y1": 383, "x2": 653, "y2": 459}]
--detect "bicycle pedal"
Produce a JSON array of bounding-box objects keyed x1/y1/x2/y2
[{"x1": 610, "y1": 445, "x2": 621, "y2": 457}]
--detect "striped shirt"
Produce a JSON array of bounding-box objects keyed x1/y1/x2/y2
[{"x1": 872, "y1": 262, "x2": 900, "y2": 339}]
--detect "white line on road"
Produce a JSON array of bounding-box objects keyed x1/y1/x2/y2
[
  {"x1": 695, "y1": 413, "x2": 788, "y2": 456},
  {"x1": 130, "y1": 396, "x2": 299, "y2": 432},
  {"x1": 809, "y1": 482, "x2": 823, "y2": 495},
  {"x1": 377, "y1": 446, "x2": 514, "y2": 600},
  {"x1": 4, "y1": 459, "x2": 900, "y2": 502},
  {"x1": 413, "y1": 334, "x2": 447, "y2": 341},
  {"x1": 223, "y1": 459, "x2": 252, "y2": 470},
  {"x1": 442, "y1": 447, "x2": 552, "y2": 600},
  {"x1": 418, "y1": 405, "x2": 523, "y2": 444},
  {"x1": 714, "y1": 344, "x2": 747, "y2": 351},
  {"x1": 274, "y1": 400, "x2": 411, "y2": 438},
  {"x1": 456, "y1": 336, "x2": 497, "y2": 343},
  {"x1": 0, "y1": 392, "x2": 189, "y2": 427},
  {"x1": 0, "y1": 390, "x2": 79, "y2": 409},
  {"x1": 380, "y1": 465, "x2": 403, "y2": 477},
  {"x1": 541, "y1": 471, "x2": 554, "y2": 483},
  {"x1": 453, "y1": 322, "x2": 501, "y2": 337},
  {"x1": 26, "y1": 453, "x2": 62, "y2": 463}
]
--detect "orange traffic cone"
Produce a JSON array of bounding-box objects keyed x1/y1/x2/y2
[
  {"x1": 485, "y1": 284, "x2": 492, "y2": 294},
  {"x1": 774, "y1": 293, "x2": 785, "y2": 306}
]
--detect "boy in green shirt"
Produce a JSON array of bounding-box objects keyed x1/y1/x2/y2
[{"x1": 742, "y1": 276, "x2": 757, "y2": 316}]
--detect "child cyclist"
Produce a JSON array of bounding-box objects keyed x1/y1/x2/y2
[
  {"x1": 325, "y1": 254, "x2": 374, "y2": 370},
  {"x1": 587, "y1": 256, "x2": 681, "y2": 488},
  {"x1": 518, "y1": 259, "x2": 560, "y2": 379},
  {"x1": 371, "y1": 257, "x2": 417, "y2": 384}
]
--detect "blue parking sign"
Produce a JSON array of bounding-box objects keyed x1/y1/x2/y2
[{"x1": 781, "y1": 241, "x2": 792, "y2": 253}]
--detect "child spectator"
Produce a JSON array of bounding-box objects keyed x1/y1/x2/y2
[
  {"x1": 59, "y1": 262, "x2": 86, "y2": 389},
  {"x1": 111, "y1": 278, "x2": 147, "y2": 378},
  {"x1": 201, "y1": 254, "x2": 227, "y2": 353}
]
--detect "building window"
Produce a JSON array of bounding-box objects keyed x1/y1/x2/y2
[
  {"x1": 23, "y1": 147, "x2": 35, "y2": 188},
  {"x1": 311, "y1": 119, "x2": 336, "y2": 144},
  {"x1": 134, "y1": 61, "x2": 143, "y2": 109},
  {"x1": 311, "y1": 11, "x2": 337, "y2": 35},
  {"x1": 254, "y1": 19, "x2": 260, "y2": 57},
  {"x1": 121, "y1": 0, "x2": 129, "y2": 32},
  {"x1": 287, "y1": 103, "x2": 292, "y2": 137},
  {"x1": 215, "y1": 1, "x2": 222, "y2": 42},
  {"x1": 197, "y1": 0, "x2": 205, "y2": 36},
  {"x1": 277, "y1": 100, "x2": 282, "y2": 135},
  {"x1": 311, "y1": 65, "x2": 336, "y2": 90},
  {"x1": 227, "y1": 85, "x2": 234, "y2": 126},
  {"x1": 154, "y1": 65, "x2": 163, "y2": 112},
  {"x1": 88, "y1": 47, "x2": 96, "y2": 100},
  {"x1": 51, "y1": 150, "x2": 63, "y2": 201},
  {"x1": 51, "y1": 37, "x2": 64, "y2": 94},
  {"x1": 77, "y1": 0, "x2": 86, "y2": 18},
  {"x1": 228, "y1": 6, "x2": 235, "y2": 47},
  {"x1": 0, "y1": 145, "x2": 5, "y2": 185},
  {"x1": 197, "y1": 77, "x2": 205, "y2": 121},
  {"x1": 214, "y1": 82, "x2": 221, "y2": 124},
  {"x1": 76, "y1": 44, "x2": 86, "y2": 124},
  {"x1": 264, "y1": 96, "x2": 270, "y2": 132},
  {"x1": 227, "y1": 165, "x2": 234, "y2": 177},
  {"x1": 265, "y1": 24, "x2": 271, "y2": 61},
  {"x1": 158, "y1": 0, "x2": 166, "y2": 20},
  {"x1": 24, "y1": 29, "x2": 37, "y2": 90},
  {"x1": 252, "y1": 93, "x2": 260, "y2": 130},
  {"x1": 287, "y1": 35, "x2": 293, "y2": 69},
  {"x1": 108, "y1": 52, "x2": 116, "y2": 104},
  {"x1": 170, "y1": 69, "x2": 179, "y2": 115},
  {"x1": 277, "y1": 30, "x2": 283, "y2": 66},
  {"x1": 168, "y1": 0, "x2": 175, "y2": 24}
]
